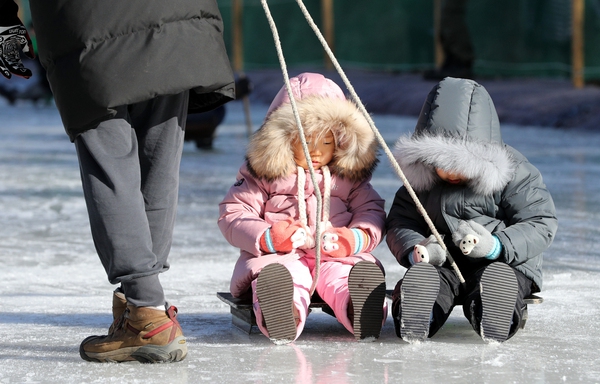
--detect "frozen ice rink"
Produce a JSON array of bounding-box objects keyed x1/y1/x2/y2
[{"x1": 1, "y1": 99, "x2": 599, "y2": 383}]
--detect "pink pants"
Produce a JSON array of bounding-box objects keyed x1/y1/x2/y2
[{"x1": 252, "y1": 258, "x2": 387, "y2": 341}]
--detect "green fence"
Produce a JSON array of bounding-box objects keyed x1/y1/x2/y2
[{"x1": 217, "y1": 0, "x2": 600, "y2": 80}]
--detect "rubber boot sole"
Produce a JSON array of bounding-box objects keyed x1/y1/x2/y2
[
  {"x1": 480, "y1": 262, "x2": 518, "y2": 343},
  {"x1": 400, "y1": 263, "x2": 440, "y2": 342},
  {"x1": 256, "y1": 263, "x2": 297, "y2": 345},
  {"x1": 348, "y1": 261, "x2": 386, "y2": 341},
  {"x1": 79, "y1": 335, "x2": 187, "y2": 363},
  {"x1": 79, "y1": 335, "x2": 136, "y2": 363},
  {"x1": 132, "y1": 336, "x2": 187, "y2": 363}
]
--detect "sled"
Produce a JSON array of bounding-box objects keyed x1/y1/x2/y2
[
  {"x1": 217, "y1": 290, "x2": 542, "y2": 334},
  {"x1": 518, "y1": 293, "x2": 543, "y2": 329},
  {"x1": 217, "y1": 291, "x2": 336, "y2": 334}
]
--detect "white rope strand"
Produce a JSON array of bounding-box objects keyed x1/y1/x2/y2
[
  {"x1": 292, "y1": 0, "x2": 464, "y2": 284},
  {"x1": 296, "y1": 166, "x2": 307, "y2": 226},
  {"x1": 321, "y1": 165, "x2": 331, "y2": 224},
  {"x1": 260, "y1": 0, "x2": 324, "y2": 294}
]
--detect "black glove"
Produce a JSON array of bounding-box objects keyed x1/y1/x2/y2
[{"x1": 0, "y1": 23, "x2": 35, "y2": 79}]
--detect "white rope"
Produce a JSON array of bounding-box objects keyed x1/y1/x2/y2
[
  {"x1": 321, "y1": 165, "x2": 331, "y2": 224},
  {"x1": 260, "y1": 0, "x2": 465, "y2": 285},
  {"x1": 296, "y1": 0, "x2": 465, "y2": 283},
  {"x1": 297, "y1": 165, "x2": 330, "y2": 250},
  {"x1": 291, "y1": 0, "x2": 465, "y2": 284},
  {"x1": 260, "y1": 0, "x2": 325, "y2": 294},
  {"x1": 296, "y1": 166, "x2": 307, "y2": 227}
]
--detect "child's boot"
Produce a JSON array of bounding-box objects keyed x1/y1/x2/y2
[
  {"x1": 348, "y1": 261, "x2": 386, "y2": 341},
  {"x1": 395, "y1": 262, "x2": 440, "y2": 342},
  {"x1": 478, "y1": 262, "x2": 519, "y2": 343},
  {"x1": 256, "y1": 263, "x2": 298, "y2": 345},
  {"x1": 79, "y1": 305, "x2": 187, "y2": 363}
]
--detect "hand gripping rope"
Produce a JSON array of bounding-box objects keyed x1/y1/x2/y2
[{"x1": 259, "y1": 0, "x2": 466, "y2": 294}]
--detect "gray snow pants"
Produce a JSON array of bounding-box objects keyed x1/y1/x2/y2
[{"x1": 74, "y1": 92, "x2": 188, "y2": 307}]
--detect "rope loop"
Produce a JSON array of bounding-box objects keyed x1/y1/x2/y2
[{"x1": 259, "y1": 0, "x2": 465, "y2": 285}]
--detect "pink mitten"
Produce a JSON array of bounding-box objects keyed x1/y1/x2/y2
[
  {"x1": 260, "y1": 219, "x2": 307, "y2": 253},
  {"x1": 321, "y1": 227, "x2": 368, "y2": 258}
]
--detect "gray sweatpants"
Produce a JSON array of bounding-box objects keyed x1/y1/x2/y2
[
  {"x1": 74, "y1": 92, "x2": 188, "y2": 307},
  {"x1": 439, "y1": 0, "x2": 474, "y2": 65}
]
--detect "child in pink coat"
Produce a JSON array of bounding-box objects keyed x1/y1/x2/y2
[{"x1": 218, "y1": 72, "x2": 387, "y2": 344}]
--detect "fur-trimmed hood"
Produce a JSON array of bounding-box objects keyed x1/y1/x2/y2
[
  {"x1": 393, "y1": 77, "x2": 516, "y2": 196},
  {"x1": 246, "y1": 73, "x2": 378, "y2": 182}
]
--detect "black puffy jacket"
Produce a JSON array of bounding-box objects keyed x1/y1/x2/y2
[
  {"x1": 28, "y1": 0, "x2": 235, "y2": 140},
  {"x1": 0, "y1": 0, "x2": 20, "y2": 26}
]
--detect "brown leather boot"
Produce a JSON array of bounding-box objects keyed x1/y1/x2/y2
[
  {"x1": 108, "y1": 290, "x2": 127, "y2": 334},
  {"x1": 80, "y1": 305, "x2": 187, "y2": 363}
]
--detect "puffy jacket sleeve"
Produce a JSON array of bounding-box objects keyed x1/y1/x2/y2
[
  {"x1": 346, "y1": 178, "x2": 386, "y2": 252},
  {"x1": 218, "y1": 164, "x2": 270, "y2": 257},
  {"x1": 385, "y1": 187, "x2": 430, "y2": 268},
  {"x1": 494, "y1": 154, "x2": 558, "y2": 266}
]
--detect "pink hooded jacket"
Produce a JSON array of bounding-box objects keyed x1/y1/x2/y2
[{"x1": 218, "y1": 73, "x2": 386, "y2": 297}]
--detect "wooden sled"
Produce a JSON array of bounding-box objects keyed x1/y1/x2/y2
[{"x1": 217, "y1": 290, "x2": 542, "y2": 334}]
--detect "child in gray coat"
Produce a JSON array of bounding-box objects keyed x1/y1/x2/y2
[{"x1": 386, "y1": 77, "x2": 558, "y2": 343}]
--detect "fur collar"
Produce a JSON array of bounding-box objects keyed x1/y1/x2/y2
[
  {"x1": 247, "y1": 95, "x2": 378, "y2": 182},
  {"x1": 393, "y1": 134, "x2": 516, "y2": 195}
]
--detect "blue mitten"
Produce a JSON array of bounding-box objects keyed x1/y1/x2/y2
[
  {"x1": 410, "y1": 234, "x2": 446, "y2": 266},
  {"x1": 452, "y1": 220, "x2": 502, "y2": 260}
]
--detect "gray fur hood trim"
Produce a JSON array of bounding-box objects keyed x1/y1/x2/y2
[
  {"x1": 393, "y1": 134, "x2": 516, "y2": 195},
  {"x1": 247, "y1": 95, "x2": 378, "y2": 181},
  {"x1": 393, "y1": 77, "x2": 517, "y2": 195}
]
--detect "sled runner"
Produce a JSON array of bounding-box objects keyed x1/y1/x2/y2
[
  {"x1": 517, "y1": 294, "x2": 543, "y2": 329},
  {"x1": 217, "y1": 291, "x2": 542, "y2": 334}
]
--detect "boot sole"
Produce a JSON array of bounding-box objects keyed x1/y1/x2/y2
[
  {"x1": 80, "y1": 335, "x2": 187, "y2": 363},
  {"x1": 400, "y1": 263, "x2": 440, "y2": 342},
  {"x1": 132, "y1": 336, "x2": 187, "y2": 363},
  {"x1": 480, "y1": 263, "x2": 518, "y2": 343},
  {"x1": 256, "y1": 263, "x2": 297, "y2": 345},
  {"x1": 348, "y1": 261, "x2": 386, "y2": 341}
]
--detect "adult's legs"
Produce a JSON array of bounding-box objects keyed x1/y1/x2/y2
[
  {"x1": 439, "y1": 0, "x2": 474, "y2": 67},
  {"x1": 424, "y1": 0, "x2": 474, "y2": 80},
  {"x1": 129, "y1": 94, "x2": 188, "y2": 275},
  {"x1": 74, "y1": 92, "x2": 188, "y2": 307}
]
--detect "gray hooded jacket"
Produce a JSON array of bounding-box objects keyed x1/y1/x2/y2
[{"x1": 385, "y1": 77, "x2": 557, "y2": 292}]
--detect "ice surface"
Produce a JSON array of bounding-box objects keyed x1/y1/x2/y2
[{"x1": 1, "y1": 99, "x2": 599, "y2": 383}]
